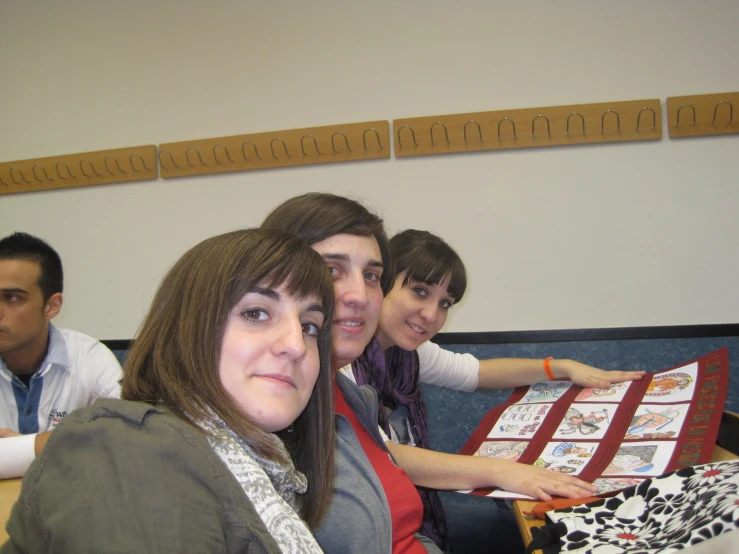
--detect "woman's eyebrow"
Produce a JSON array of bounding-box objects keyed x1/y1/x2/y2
[
  {"x1": 249, "y1": 287, "x2": 280, "y2": 300},
  {"x1": 320, "y1": 253, "x2": 349, "y2": 262},
  {"x1": 305, "y1": 303, "x2": 327, "y2": 317},
  {"x1": 320, "y1": 253, "x2": 383, "y2": 271}
]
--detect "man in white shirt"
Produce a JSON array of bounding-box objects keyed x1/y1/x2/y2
[{"x1": 0, "y1": 232, "x2": 122, "y2": 478}]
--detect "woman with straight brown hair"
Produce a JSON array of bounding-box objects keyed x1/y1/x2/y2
[{"x1": 2, "y1": 228, "x2": 335, "y2": 554}]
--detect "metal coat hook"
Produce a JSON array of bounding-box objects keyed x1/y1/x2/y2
[
  {"x1": 33, "y1": 164, "x2": 54, "y2": 182},
  {"x1": 185, "y1": 147, "x2": 208, "y2": 167},
  {"x1": 212, "y1": 144, "x2": 235, "y2": 164},
  {"x1": 363, "y1": 128, "x2": 384, "y2": 150},
  {"x1": 158, "y1": 150, "x2": 180, "y2": 169},
  {"x1": 430, "y1": 122, "x2": 450, "y2": 145},
  {"x1": 270, "y1": 138, "x2": 291, "y2": 159},
  {"x1": 397, "y1": 125, "x2": 418, "y2": 147},
  {"x1": 129, "y1": 153, "x2": 152, "y2": 172},
  {"x1": 331, "y1": 132, "x2": 352, "y2": 153},
  {"x1": 104, "y1": 156, "x2": 127, "y2": 175},
  {"x1": 675, "y1": 104, "x2": 696, "y2": 127},
  {"x1": 79, "y1": 160, "x2": 102, "y2": 179},
  {"x1": 531, "y1": 115, "x2": 551, "y2": 137},
  {"x1": 497, "y1": 118, "x2": 517, "y2": 140},
  {"x1": 301, "y1": 135, "x2": 321, "y2": 156},
  {"x1": 10, "y1": 167, "x2": 31, "y2": 185},
  {"x1": 55, "y1": 162, "x2": 77, "y2": 180},
  {"x1": 241, "y1": 141, "x2": 263, "y2": 161},
  {"x1": 600, "y1": 110, "x2": 621, "y2": 133},
  {"x1": 711, "y1": 101, "x2": 734, "y2": 125},
  {"x1": 463, "y1": 120, "x2": 482, "y2": 142},
  {"x1": 566, "y1": 113, "x2": 586, "y2": 135},
  {"x1": 636, "y1": 107, "x2": 656, "y2": 131}
]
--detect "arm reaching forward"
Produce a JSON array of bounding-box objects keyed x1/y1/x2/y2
[
  {"x1": 477, "y1": 358, "x2": 645, "y2": 391},
  {"x1": 386, "y1": 441, "x2": 598, "y2": 502}
]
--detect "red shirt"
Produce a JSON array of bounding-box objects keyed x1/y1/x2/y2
[{"x1": 334, "y1": 382, "x2": 427, "y2": 554}]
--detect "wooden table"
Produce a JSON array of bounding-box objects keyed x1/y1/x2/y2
[
  {"x1": 0, "y1": 478, "x2": 21, "y2": 545},
  {"x1": 513, "y1": 445, "x2": 739, "y2": 554}
]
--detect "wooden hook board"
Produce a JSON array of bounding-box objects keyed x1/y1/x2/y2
[
  {"x1": 393, "y1": 99, "x2": 662, "y2": 158},
  {"x1": 667, "y1": 92, "x2": 738, "y2": 138},
  {"x1": 0, "y1": 145, "x2": 158, "y2": 196},
  {"x1": 158, "y1": 121, "x2": 390, "y2": 179}
]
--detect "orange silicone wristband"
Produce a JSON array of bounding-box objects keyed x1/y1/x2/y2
[{"x1": 544, "y1": 357, "x2": 555, "y2": 380}]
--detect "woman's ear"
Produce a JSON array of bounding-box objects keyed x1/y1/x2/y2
[{"x1": 44, "y1": 292, "x2": 63, "y2": 320}]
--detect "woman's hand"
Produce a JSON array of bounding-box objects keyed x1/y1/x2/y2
[
  {"x1": 389, "y1": 442, "x2": 598, "y2": 499},
  {"x1": 493, "y1": 460, "x2": 598, "y2": 501},
  {"x1": 555, "y1": 359, "x2": 646, "y2": 390}
]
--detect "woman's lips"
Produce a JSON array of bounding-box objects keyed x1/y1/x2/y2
[
  {"x1": 257, "y1": 374, "x2": 296, "y2": 388},
  {"x1": 335, "y1": 318, "x2": 365, "y2": 335}
]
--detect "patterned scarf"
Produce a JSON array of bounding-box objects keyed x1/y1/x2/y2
[
  {"x1": 199, "y1": 414, "x2": 323, "y2": 554},
  {"x1": 352, "y1": 337, "x2": 449, "y2": 551}
]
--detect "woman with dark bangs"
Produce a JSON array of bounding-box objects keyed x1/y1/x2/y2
[
  {"x1": 345, "y1": 229, "x2": 645, "y2": 552},
  {"x1": 2, "y1": 229, "x2": 335, "y2": 554},
  {"x1": 348, "y1": 229, "x2": 645, "y2": 448}
]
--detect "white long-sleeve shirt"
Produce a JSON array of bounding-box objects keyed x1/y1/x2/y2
[{"x1": 0, "y1": 325, "x2": 122, "y2": 478}]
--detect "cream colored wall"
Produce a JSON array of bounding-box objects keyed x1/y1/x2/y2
[{"x1": 1, "y1": 0, "x2": 738, "y2": 339}]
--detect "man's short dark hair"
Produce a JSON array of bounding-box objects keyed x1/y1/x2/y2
[{"x1": 0, "y1": 232, "x2": 64, "y2": 302}]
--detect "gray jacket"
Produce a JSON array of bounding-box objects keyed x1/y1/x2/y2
[
  {"x1": 314, "y1": 374, "x2": 441, "y2": 554},
  {"x1": 1, "y1": 399, "x2": 283, "y2": 554}
]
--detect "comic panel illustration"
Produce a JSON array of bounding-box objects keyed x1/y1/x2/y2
[
  {"x1": 575, "y1": 381, "x2": 631, "y2": 403},
  {"x1": 515, "y1": 381, "x2": 573, "y2": 404},
  {"x1": 552, "y1": 403, "x2": 615, "y2": 440},
  {"x1": 644, "y1": 362, "x2": 697, "y2": 403},
  {"x1": 474, "y1": 441, "x2": 529, "y2": 461},
  {"x1": 624, "y1": 403, "x2": 689, "y2": 440},
  {"x1": 487, "y1": 403, "x2": 552, "y2": 439},
  {"x1": 591, "y1": 477, "x2": 645, "y2": 495},
  {"x1": 602, "y1": 441, "x2": 675, "y2": 477},
  {"x1": 534, "y1": 441, "x2": 599, "y2": 476}
]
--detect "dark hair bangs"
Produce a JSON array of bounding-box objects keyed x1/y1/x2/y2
[
  {"x1": 401, "y1": 256, "x2": 467, "y2": 302},
  {"x1": 228, "y1": 235, "x2": 334, "y2": 316},
  {"x1": 392, "y1": 229, "x2": 468, "y2": 302}
]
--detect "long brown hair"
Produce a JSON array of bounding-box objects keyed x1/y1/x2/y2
[{"x1": 122, "y1": 228, "x2": 335, "y2": 527}]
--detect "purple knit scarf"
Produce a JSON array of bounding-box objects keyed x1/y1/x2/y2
[{"x1": 352, "y1": 338, "x2": 449, "y2": 551}]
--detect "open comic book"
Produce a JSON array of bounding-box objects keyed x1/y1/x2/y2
[{"x1": 457, "y1": 348, "x2": 729, "y2": 499}]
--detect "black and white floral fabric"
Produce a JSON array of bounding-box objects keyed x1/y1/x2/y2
[{"x1": 547, "y1": 460, "x2": 739, "y2": 553}]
